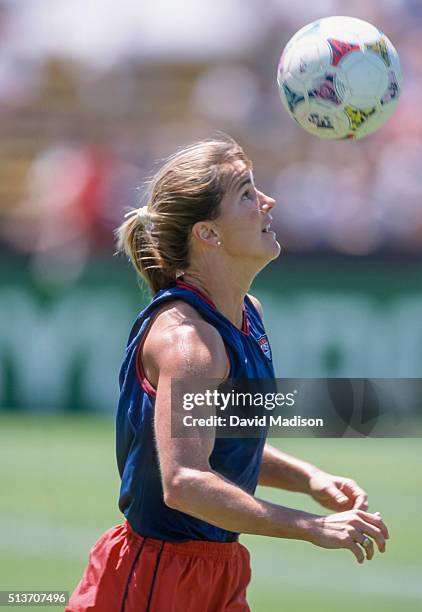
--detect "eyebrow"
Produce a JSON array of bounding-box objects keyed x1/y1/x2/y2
[{"x1": 234, "y1": 175, "x2": 252, "y2": 194}]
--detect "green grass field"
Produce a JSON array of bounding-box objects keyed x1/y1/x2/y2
[{"x1": 0, "y1": 412, "x2": 421, "y2": 611}]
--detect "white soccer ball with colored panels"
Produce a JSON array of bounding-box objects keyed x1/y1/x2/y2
[{"x1": 277, "y1": 16, "x2": 402, "y2": 140}]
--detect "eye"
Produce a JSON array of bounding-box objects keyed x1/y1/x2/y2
[{"x1": 241, "y1": 189, "x2": 254, "y2": 201}]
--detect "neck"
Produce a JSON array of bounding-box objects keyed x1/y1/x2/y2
[{"x1": 180, "y1": 261, "x2": 257, "y2": 329}]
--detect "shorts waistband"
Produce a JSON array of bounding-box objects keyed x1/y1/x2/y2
[{"x1": 125, "y1": 521, "x2": 242, "y2": 559}]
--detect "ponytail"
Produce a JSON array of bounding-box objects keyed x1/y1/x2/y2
[{"x1": 116, "y1": 206, "x2": 179, "y2": 294}]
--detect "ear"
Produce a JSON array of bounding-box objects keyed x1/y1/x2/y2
[{"x1": 191, "y1": 222, "x2": 220, "y2": 247}]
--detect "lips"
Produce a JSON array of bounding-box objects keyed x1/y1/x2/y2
[{"x1": 262, "y1": 217, "x2": 273, "y2": 233}]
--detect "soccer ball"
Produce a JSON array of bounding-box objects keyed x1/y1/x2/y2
[{"x1": 277, "y1": 16, "x2": 402, "y2": 140}]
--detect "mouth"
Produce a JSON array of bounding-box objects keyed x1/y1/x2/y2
[
  {"x1": 261, "y1": 214, "x2": 274, "y2": 233},
  {"x1": 261, "y1": 221, "x2": 274, "y2": 234}
]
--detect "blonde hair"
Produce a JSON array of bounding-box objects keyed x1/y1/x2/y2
[{"x1": 116, "y1": 134, "x2": 252, "y2": 294}]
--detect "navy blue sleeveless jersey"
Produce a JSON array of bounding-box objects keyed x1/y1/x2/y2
[{"x1": 116, "y1": 279, "x2": 275, "y2": 542}]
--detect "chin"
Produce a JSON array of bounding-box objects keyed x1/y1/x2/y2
[
  {"x1": 254, "y1": 242, "x2": 281, "y2": 270},
  {"x1": 265, "y1": 239, "x2": 281, "y2": 261},
  {"x1": 270, "y1": 242, "x2": 281, "y2": 261}
]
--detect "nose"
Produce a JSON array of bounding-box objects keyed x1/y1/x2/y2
[{"x1": 257, "y1": 189, "x2": 276, "y2": 213}]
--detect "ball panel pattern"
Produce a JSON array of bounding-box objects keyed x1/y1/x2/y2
[{"x1": 327, "y1": 39, "x2": 360, "y2": 67}]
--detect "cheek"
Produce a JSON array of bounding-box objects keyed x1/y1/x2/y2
[
  {"x1": 239, "y1": 204, "x2": 260, "y2": 226},
  {"x1": 219, "y1": 203, "x2": 261, "y2": 242},
  {"x1": 245, "y1": 208, "x2": 262, "y2": 233},
  {"x1": 222, "y1": 211, "x2": 260, "y2": 248}
]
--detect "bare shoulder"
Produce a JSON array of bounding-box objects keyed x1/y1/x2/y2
[
  {"x1": 143, "y1": 300, "x2": 228, "y2": 380},
  {"x1": 247, "y1": 293, "x2": 264, "y2": 320}
]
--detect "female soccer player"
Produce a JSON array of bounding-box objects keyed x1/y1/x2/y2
[{"x1": 67, "y1": 135, "x2": 389, "y2": 611}]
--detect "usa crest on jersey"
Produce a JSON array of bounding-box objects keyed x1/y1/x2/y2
[{"x1": 257, "y1": 335, "x2": 272, "y2": 361}]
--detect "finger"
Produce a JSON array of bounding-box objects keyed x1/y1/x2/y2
[
  {"x1": 349, "y1": 540, "x2": 365, "y2": 564},
  {"x1": 360, "y1": 522, "x2": 386, "y2": 553},
  {"x1": 358, "y1": 536, "x2": 374, "y2": 561},
  {"x1": 374, "y1": 512, "x2": 390, "y2": 539},
  {"x1": 341, "y1": 481, "x2": 368, "y2": 509},
  {"x1": 354, "y1": 497, "x2": 368, "y2": 510},
  {"x1": 349, "y1": 528, "x2": 374, "y2": 561},
  {"x1": 326, "y1": 486, "x2": 350, "y2": 506},
  {"x1": 357, "y1": 510, "x2": 389, "y2": 539}
]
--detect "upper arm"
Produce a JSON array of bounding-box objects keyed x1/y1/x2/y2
[
  {"x1": 145, "y1": 310, "x2": 228, "y2": 492},
  {"x1": 248, "y1": 293, "x2": 264, "y2": 321}
]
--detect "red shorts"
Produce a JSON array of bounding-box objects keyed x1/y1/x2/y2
[{"x1": 66, "y1": 521, "x2": 251, "y2": 611}]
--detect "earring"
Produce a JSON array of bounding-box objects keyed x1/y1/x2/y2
[{"x1": 217, "y1": 240, "x2": 221, "y2": 246}]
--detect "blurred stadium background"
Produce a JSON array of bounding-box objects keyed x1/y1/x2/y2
[{"x1": 0, "y1": 0, "x2": 421, "y2": 610}]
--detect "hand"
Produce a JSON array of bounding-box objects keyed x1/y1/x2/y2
[
  {"x1": 309, "y1": 509, "x2": 390, "y2": 564},
  {"x1": 309, "y1": 471, "x2": 368, "y2": 512}
]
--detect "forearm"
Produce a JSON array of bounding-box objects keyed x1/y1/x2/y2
[
  {"x1": 166, "y1": 466, "x2": 319, "y2": 541},
  {"x1": 258, "y1": 444, "x2": 320, "y2": 493}
]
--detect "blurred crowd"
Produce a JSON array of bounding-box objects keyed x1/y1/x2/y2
[{"x1": 1, "y1": 0, "x2": 421, "y2": 282}]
